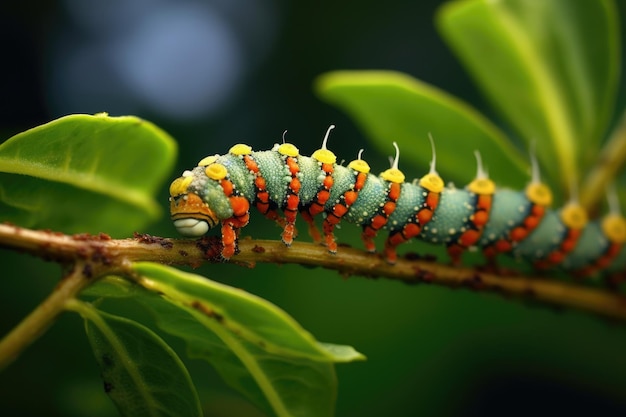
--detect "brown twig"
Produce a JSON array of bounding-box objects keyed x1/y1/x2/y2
[
  {"x1": 0, "y1": 223, "x2": 626, "y2": 323},
  {"x1": 0, "y1": 262, "x2": 96, "y2": 370}
]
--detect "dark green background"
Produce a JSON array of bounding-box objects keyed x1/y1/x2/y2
[{"x1": 1, "y1": 1, "x2": 626, "y2": 416}]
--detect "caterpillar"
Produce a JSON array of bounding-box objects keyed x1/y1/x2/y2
[{"x1": 169, "y1": 126, "x2": 626, "y2": 277}]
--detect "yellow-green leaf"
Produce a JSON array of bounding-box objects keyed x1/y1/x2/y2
[
  {"x1": 437, "y1": 0, "x2": 620, "y2": 193},
  {"x1": 0, "y1": 114, "x2": 177, "y2": 236},
  {"x1": 316, "y1": 70, "x2": 529, "y2": 188}
]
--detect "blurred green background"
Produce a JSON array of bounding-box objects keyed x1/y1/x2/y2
[{"x1": 1, "y1": 0, "x2": 626, "y2": 416}]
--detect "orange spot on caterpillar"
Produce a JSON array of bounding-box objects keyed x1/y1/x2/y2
[
  {"x1": 473, "y1": 210, "x2": 489, "y2": 226},
  {"x1": 388, "y1": 183, "x2": 401, "y2": 200},
  {"x1": 230, "y1": 196, "x2": 249, "y2": 217},
  {"x1": 355, "y1": 172, "x2": 367, "y2": 190},
  {"x1": 459, "y1": 229, "x2": 481, "y2": 246},
  {"x1": 510, "y1": 227, "x2": 528, "y2": 242},
  {"x1": 344, "y1": 191, "x2": 358, "y2": 206},
  {"x1": 383, "y1": 201, "x2": 396, "y2": 215},
  {"x1": 426, "y1": 192, "x2": 440, "y2": 209},
  {"x1": 316, "y1": 190, "x2": 330, "y2": 205},
  {"x1": 290, "y1": 178, "x2": 301, "y2": 193},
  {"x1": 417, "y1": 209, "x2": 433, "y2": 225},
  {"x1": 221, "y1": 179, "x2": 234, "y2": 196},
  {"x1": 371, "y1": 215, "x2": 387, "y2": 230},
  {"x1": 476, "y1": 195, "x2": 492, "y2": 210},
  {"x1": 495, "y1": 239, "x2": 512, "y2": 252},
  {"x1": 333, "y1": 204, "x2": 348, "y2": 217}
]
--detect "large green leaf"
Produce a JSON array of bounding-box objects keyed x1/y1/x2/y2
[
  {"x1": 140, "y1": 291, "x2": 339, "y2": 417},
  {"x1": 83, "y1": 276, "x2": 355, "y2": 417},
  {"x1": 315, "y1": 70, "x2": 530, "y2": 188},
  {"x1": 68, "y1": 300, "x2": 202, "y2": 417},
  {"x1": 0, "y1": 114, "x2": 177, "y2": 236},
  {"x1": 437, "y1": 0, "x2": 620, "y2": 193},
  {"x1": 132, "y1": 263, "x2": 364, "y2": 363}
]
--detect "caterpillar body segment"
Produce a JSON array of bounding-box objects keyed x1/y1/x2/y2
[{"x1": 169, "y1": 134, "x2": 626, "y2": 276}]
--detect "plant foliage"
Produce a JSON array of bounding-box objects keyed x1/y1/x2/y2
[{"x1": 1, "y1": 0, "x2": 625, "y2": 416}]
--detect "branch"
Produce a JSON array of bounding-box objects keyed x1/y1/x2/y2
[
  {"x1": 1, "y1": 223, "x2": 626, "y2": 323},
  {"x1": 0, "y1": 262, "x2": 95, "y2": 370},
  {"x1": 580, "y1": 108, "x2": 626, "y2": 212}
]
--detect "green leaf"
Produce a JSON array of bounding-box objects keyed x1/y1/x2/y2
[
  {"x1": 0, "y1": 114, "x2": 177, "y2": 236},
  {"x1": 142, "y1": 293, "x2": 339, "y2": 417},
  {"x1": 437, "y1": 0, "x2": 620, "y2": 193},
  {"x1": 315, "y1": 70, "x2": 530, "y2": 188},
  {"x1": 84, "y1": 276, "x2": 354, "y2": 417},
  {"x1": 67, "y1": 300, "x2": 202, "y2": 417},
  {"x1": 132, "y1": 262, "x2": 364, "y2": 363}
]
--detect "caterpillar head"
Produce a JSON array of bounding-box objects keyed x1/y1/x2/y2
[{"x1": 169, "y1": 164, "x2": 233, "y2": 237}]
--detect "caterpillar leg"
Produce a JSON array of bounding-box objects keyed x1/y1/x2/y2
[
  {"x1": 281, "y1": 194, "x2": 299, "y2": 246},
  {"x1": 384, "y1": 223, "x2": 421, "y2": 264},
  {"x1": 301, "y1": 161, "x2": 334, "y2": 245},
  {"x1": 300, "y1": 210, "x2": 322, "y2": 243},
  {"x1": 323, "y1": 189, "x2": 359, "y2": 253},
  {"x1": 219, "y1": 195, "x2": 250, "y2": 259},
  {"x1": 361, "y1": 224, "x2": 381, "y2": 253},
  {"x1": 279, "y1": 156, "x2": 302, "y2": 246},
  {"x1": 220, "y1": 221, "x2": 240, "y2": 259},
  {"x1": 323, "y1": 204, "x2": 347, "y2": 253}
]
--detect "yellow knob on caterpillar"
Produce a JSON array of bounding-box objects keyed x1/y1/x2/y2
[
  {"x1": 277, "y1": 143, "x2": 299, "y2": 157},
  {"x1": 348, "y1": 159, "x2": 370, "y2": 174},
  {"x1": 312, "y1": 148, "x2": 337, "y2": 164},
  {"x1": 525, "y1": 182, "x2": 553, "y2": 207},
  {"x1": 380, "y1": 167, "x2": 405, "y2": 183},
  {"x1": 205, "y1": 163, "x2": 228, "y2": 180},
  {"x1": 169, "y1": 176, "x2": 193, "y2": 197},
  {"x1": 419, "y1": 173, "x2": 444, "y2": 193},
  {"x1": 229, "y1": 144, "x2": 252, "y2": 155},
  {"x1": 560, "y1": 203, "x2": 588, "y2": 230},
  {"x1": 468, "y1": 178, "x2": 495, "y2": 195},
  {"x1": 602, "y1": 214, "x2": 626, "y2": 243},
  {"x1": 198, "y1": 155, "x2": 218, "y2": 166},
  {"x1": 380, "y1": 141, "x2": 404, "y2": 183}
]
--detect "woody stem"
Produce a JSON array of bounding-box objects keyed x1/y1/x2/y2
[{"x1": 0, "y1": 223, "x2": 625, "y2": 325}]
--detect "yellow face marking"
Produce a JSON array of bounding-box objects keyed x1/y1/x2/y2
[
  {"x1": 205, "y1": 163, "x2": 228, "y2": 180},
  {"x1": 347, "y1": 159, "x2": 371, "y2": 174},
  {"x1": 198, "y1": 155, "x2": 218, "y2": 166},
  {"x1": 229, "y1": 144, "x2": 252, "y2": 155},
  {"x1": 277, "y1": 143, "x2": 299, "y2": 157},
  {"x1": 560, "y1": 203, "x2": 588, "y2": 230},
  {"x1": 525, "y1": 182, "x2": 553, "y2": 207},
  {"x1": 468, "y1": 178, "x2": 496, "y2": 195},
  {"x1": 170, "y1": 192, "x2": 219, "y2": 228},
  {"x1": 169, "y1": 176, "x2": 193, "y2": 197},
  {"x1": 602, "y1": 214, "x2": 626, "y2": 243},
  {"x1": 419, "y1": 173, "x2": 444, "y2": 193}
]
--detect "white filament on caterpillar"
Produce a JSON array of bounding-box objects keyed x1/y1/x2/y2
[
  {"x1": 321, "y1": 124, "x2": 335, "y2": 150},
  {"x1": 427, "y1": 133, "x2": 438, "y2": 175}
]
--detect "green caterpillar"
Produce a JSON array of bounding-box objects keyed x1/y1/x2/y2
[{"x1": 169, "y1": 126, "x2": 626, "y2": 276}]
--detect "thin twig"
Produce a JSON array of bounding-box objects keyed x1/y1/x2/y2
[
  {"x1": 0, "y1": 262, "x2": 95, "y2": 370},
  {"x1": 1, "y1": 223, "x2": 625, "y2": 322},
  {"x1": 581, "y1": 108, "x2": 626, "y2": 212}
]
